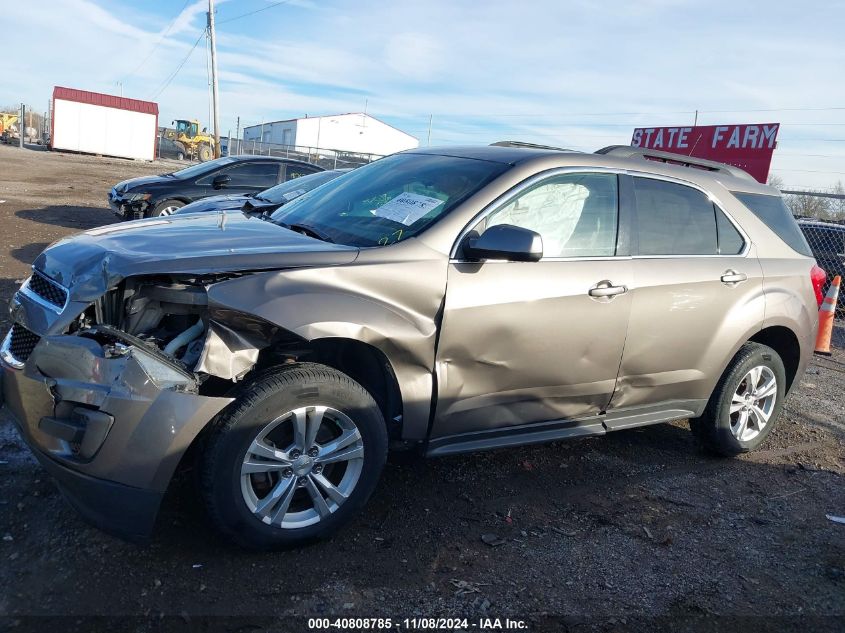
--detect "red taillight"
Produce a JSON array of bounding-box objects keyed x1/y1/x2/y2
[{"x1": 811, "y1": 264, "x2": 827, "y2": 307}]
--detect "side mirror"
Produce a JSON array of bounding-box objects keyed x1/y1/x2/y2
[
  {"x1": 212, "y1": 174, "x2": 231, "y2": 189},
  {"x1": 464, "y1": 224, "x2": 543, "y2": 262}
]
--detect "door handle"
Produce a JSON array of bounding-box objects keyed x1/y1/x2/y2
[
  {"x1": 589, "y1": 281, "x2": 628, "y2": 298},
  {"x1": 720, "y1": 270, "x2": 748, "y2": 284}
]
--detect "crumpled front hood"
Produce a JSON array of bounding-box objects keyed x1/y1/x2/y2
[{"x1": 33, "y1": 212, "x2": 359, "y2": 302}]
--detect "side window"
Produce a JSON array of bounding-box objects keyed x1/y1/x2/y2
[
  {"x1": 715, "y1": 207, "x2": 745, "y2": 255},
  {"x1": 485, "y1": 173, "x2": 619, "y2": 258},
  {"x1": 633, "y1": 177, "x2": 717, "y2": 256},
  {"x1": 221, "y1": 162, "x2": 279, "y2": 188}
]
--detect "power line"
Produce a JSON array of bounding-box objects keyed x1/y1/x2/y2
[
  {"x1": 123, "y1": 0, "x2": 192, "y2": 82},
  {"x1": 770, "y1": 168, "x2": 845, "y2": 175},
  {"x1": 217, "y1": 0, "x2": 295, "y2": 25},
  {"x1": 701, "y1": 106, "x2": 845, "y2": 114},
  {"x1": 150, "y1": 29, "x2": 205, "y2": 101},
  {"x1": 375, "y1": 107, "x2": 845, "y2": 119}
]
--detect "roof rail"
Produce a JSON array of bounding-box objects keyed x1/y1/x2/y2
[
  {"x1": 490, "y1": 140, "x2": 577, "y2": 152},
  {"x1": 595, "y1": 145, "x2": 756, "y2": 182}
]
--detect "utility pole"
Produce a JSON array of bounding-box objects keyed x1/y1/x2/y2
[
  {"x1": 235, "y1": 116, "x2": 240, "y2": 155},
  {"x1": 208, "y1": 0, "x2": 221, "y2": 158},
  {"x1": 427, "y1": 114, "x2": 433, "y2": 146},
  {"x1": 19, "y1": 104, "x2": 24, "y2": 148}
]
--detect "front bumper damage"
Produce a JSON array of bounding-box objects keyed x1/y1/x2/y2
[
  {"x1": 1, "y1": 329, "x2": 232, "y2": 542},
  {"x1": 107, "y1": 188, "x2": 149, "y2": 220}
]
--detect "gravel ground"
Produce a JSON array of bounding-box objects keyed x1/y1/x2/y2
[{"x1": 0, "y1": 145, "x2": 843, "y2": 632}]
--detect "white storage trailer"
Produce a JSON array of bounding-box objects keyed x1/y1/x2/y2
[{"x1": 51, "y1": 86, "x2": 159, "y2": 161}]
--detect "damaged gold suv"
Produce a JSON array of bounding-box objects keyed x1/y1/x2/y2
[{"x1": 1, "y1": 144, "x2": 822, "y2": 548}]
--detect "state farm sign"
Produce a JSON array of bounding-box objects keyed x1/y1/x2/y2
[{"x1": 630, "y1": 123, "x2": 780, "y2": 183}]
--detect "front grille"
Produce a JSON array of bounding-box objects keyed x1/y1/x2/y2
[
  {"x1": 27, "y1": 271, "x2": 68, "y2": 308},
  {"x1": 6, "y1": 324, "x2": 41, "y2": 364}
]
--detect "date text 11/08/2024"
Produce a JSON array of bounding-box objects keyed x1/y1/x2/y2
[{"x1": 307, "y1": 617, "x2": 529, "y2": 630}]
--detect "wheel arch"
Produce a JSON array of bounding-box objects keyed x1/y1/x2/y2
[
  {"x1": 256, "y1": 337, "x2": 405, "y2": 440},
  {"x1": 203, "y1": 268, "x2": 443, "y2": 442},
  {"x1": 748, "y1": 325, "x2": 802, "y2": 393}
]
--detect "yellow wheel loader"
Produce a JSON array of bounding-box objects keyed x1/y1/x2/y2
[{"x1": 162, "y1": 119, "x2": 215, "y2": 162}]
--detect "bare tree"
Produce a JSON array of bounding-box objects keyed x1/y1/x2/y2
[
  {"x1": 784, "y1": 192, "x2": 832, "y2": 220},
  {"x1": 829, "y1": 181, "x2": 845, "y2": 219},
  {"x1": 767, "y1": 174, "x2": 785, "y2": 190}
]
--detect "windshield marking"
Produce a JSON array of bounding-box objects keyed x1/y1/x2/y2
[{"x1": 373, "y1": 192, "x2": 445, "y2": 226}]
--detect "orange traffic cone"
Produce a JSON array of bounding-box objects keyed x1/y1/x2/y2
[{"x1": 814, "y1": 275, "x2": 841, "y2": 356}]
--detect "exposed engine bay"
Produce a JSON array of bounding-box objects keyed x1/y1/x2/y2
[
  {"x1": 79, "y1": 278, "x2": 210, "y2": 368},
  {"x1": 68, "y1": 276, "x2": 268, "y2": 390}
]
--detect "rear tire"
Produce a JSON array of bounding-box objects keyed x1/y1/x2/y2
[
  {"x1": 690, "y1": 342, "x2": 786, "y2": 456},
  {"x1": 174, "y1": 141, "x2": 187, "y2": 161},
  {"x1": 200, "y1": 363, "x2": 388, "y2": 549}
]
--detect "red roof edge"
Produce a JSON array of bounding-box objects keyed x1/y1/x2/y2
[{"x1": 52, "y1": 86, "x2": 159, "y2": 116}]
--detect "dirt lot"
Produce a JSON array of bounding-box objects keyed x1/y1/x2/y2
[{"x1": 0, "y1": 145, "x2": 843, "y2": 632}]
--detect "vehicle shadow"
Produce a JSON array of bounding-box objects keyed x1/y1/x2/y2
[
  {"x1": 155, "y1": 422, "x2": 711, "y2": 553},
  {"x1": 0, "y1": 277, "x2": 23, "y2": 331},
  {"x1": 10, "y1": 243, "x2": 51, "y2": 266},
  {"x1": 16, "y1": 205, "x2": 118, "y2": 231},
  {"x1": 5, "y1": 416, "x2": 844, "y2": 619}
]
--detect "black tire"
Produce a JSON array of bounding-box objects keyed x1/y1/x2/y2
[
  {"x1": 174, "y1": 141, "x2": 187, "y2": 161},
  {"x1": 198, "y1": 143, "x2": 213, "y2": 162},
  {"x1": 690, "y1": 342, "x2": 786, "y2": 456},
  {"x1": 150, "y1": 198, "x2": 184, "y2": 217},
  {"x1": 200, "y1": 363, "x2": 388, "y2": 549}
]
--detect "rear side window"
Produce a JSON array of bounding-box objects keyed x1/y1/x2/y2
[
  {"x1": 716, "y1": 209, "x2": 745, "y2": 255},
  {"x1": 632, "y1": 177, "x2": 717, "y2": 255},
  {"x1": 732, "y1": 192, "x2": 813, "y2": 257}
]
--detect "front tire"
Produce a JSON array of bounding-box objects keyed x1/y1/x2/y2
[
  {"x1": 150, "y1": 198, "x2": 185, "y2": 217},
  {"x1": 200, "y1": 363, "x2": 388, "y2": 549},
  {"x1": 198, "y1": 143, "x2": 213, "y2": 162},
  {"x1": 690, "y1": 342, "x2": 786, "y2": 456}
]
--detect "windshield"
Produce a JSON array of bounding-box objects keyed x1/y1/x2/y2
[
  {"x1": 168, "y1": 156, "x2": 239, "y2": 179},
  {"x1": 257, "y1": 169, "x2": 349, "y2": 204},
  {"x1": 270, "y1": 153, "x2": 508, "y2": 247}
]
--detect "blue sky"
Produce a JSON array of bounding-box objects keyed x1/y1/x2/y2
[{"x1": 4, "y1": 0, "x2": 845, "y2": 189}]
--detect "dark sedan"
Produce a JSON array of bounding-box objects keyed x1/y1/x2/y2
[
  {"x1": 173, "y1": 169, "x2": 351, "y2": 216},
  {"x1": 108, "y1": 156, "x2": 324, "y2": 219}
]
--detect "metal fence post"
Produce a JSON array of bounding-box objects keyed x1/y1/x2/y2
[{"x1": 19, "y1": 104, "x2": 25, "y2": 148}]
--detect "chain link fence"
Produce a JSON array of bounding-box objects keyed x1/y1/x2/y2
[
  {"x1": 796, "y1": 219, "x2": 844, "y2": 350},
  {"x1": 224, "y1": 137, "x2": 382, "y2": 169},
  {"x1": 154, "y1": 133, "x2": 382, "y2": 171}
]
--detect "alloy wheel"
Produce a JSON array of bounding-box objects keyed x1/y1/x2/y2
[
  {"x1": 240, "y1": 406, "x2": 364, "y2": 529},
  {"x1": 157, "y1": 205, "x2": 180, "y2": 216},
  {"x1": 729, "y1": 365, "x2": 777, "y2": 442}
]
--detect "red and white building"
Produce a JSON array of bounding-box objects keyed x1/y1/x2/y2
[{"x1": 51, "y1": 86, "x2": 159, "y2": 161}]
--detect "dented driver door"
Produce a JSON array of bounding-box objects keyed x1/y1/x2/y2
[{"x1": 431, "y1": 171, "x2": 634, "y2": 438}]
